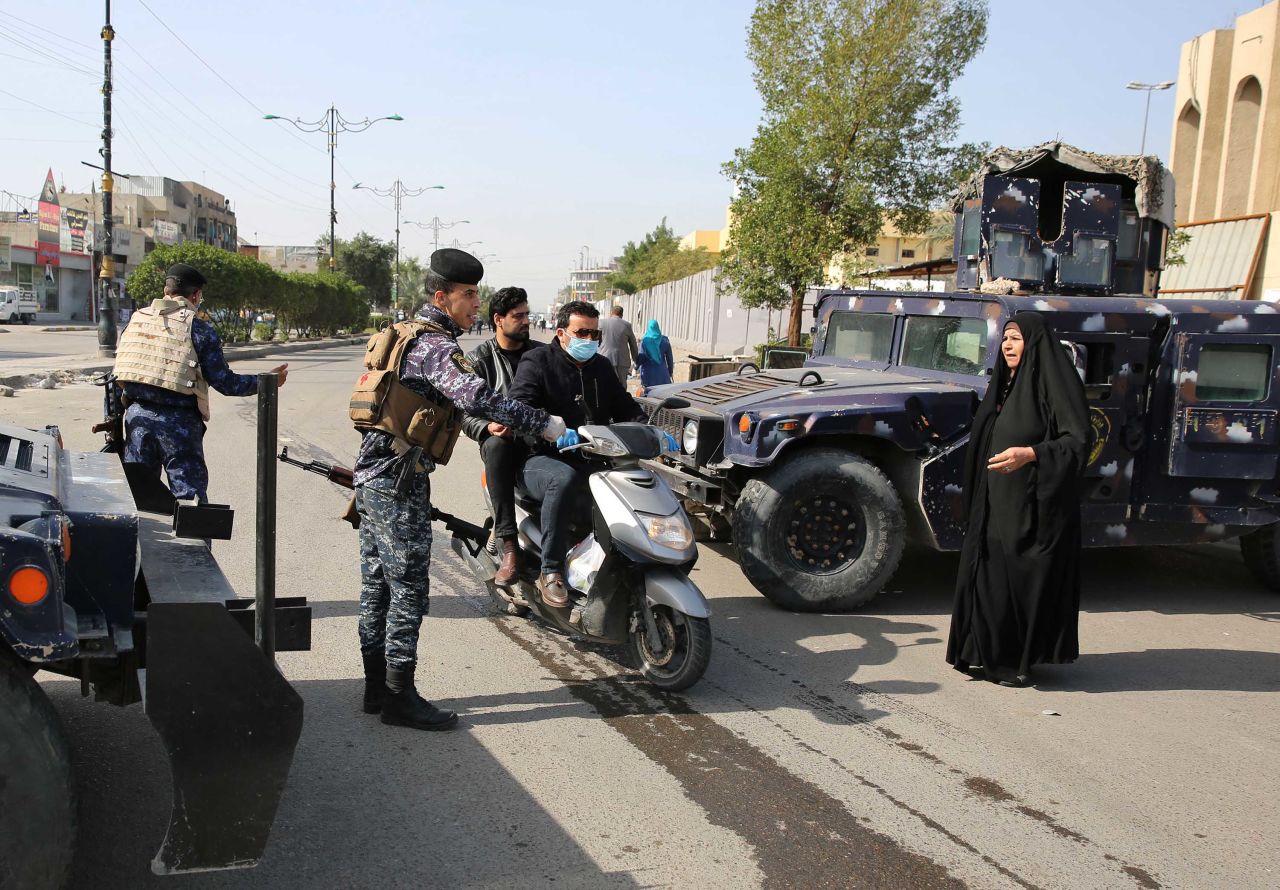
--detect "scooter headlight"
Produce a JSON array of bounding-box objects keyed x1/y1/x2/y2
[
  {"x1": 682, "y1": 420, "x2": 698, "y2": 455},
  {"x1": 639, "y1": 511, "x2": 694, "y2": 550}
]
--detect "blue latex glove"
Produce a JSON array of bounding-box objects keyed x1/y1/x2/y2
[
  {"x1": 662, "y1": 431, "x2": 679, "y2": 453},
  {"x1": 556, "y1": 430, "x2": 581, "y2": 450}
]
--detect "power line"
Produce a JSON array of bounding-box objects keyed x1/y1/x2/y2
[
  {"x1": 113, "y1": 37, "x2": 326, "y2": 190},
  {"x1": 133, "y1": 0, "x2": 324, "y2": 157},
  {"x1": 0, "y1": 25, "x2": 98, "y2": 77},
  {"x1": 0, "y1": 87, "x2": 98, "y2": 129},
  {"x1": 0, "y1": 9, "x2": 96, "y2": 50}
]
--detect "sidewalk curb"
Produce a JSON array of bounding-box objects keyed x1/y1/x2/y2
[{"x1": 0, "y1": 336, "x2": 365, "y2": 391}]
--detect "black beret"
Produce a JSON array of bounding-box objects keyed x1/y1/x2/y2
[
  {"x1": 429, "y1": 249, "x2": 483, "y2": 286},
  {"x1": 165, "y1": 263, "x2": 207, "y2": 289}
]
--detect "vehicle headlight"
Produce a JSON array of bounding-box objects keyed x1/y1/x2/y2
[
  {"x1": 640, "y1": 512, "x2": 694, "y2": 550},
  {"x1": 682, "y1": 420, "x2": 699, "y2": 455}
]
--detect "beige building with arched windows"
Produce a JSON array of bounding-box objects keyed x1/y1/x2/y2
[{"x1": 1168, "y1": 1, "x2": 1280, "y2": 299}]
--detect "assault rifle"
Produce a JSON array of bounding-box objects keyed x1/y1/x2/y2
[{"x1": 277, "y1": 446, "x2": 491, "y2": 554}]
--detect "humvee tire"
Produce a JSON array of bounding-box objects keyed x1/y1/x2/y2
[
  {"x1": 733, "y1": 448, "x2": 905, "y2": 611},
  {"x1": 0, "y1": 652, "x2": 76, "y2": 890},
  {"x1": 1240, "y1": 522, "x2": 1280, "y2": 591}
]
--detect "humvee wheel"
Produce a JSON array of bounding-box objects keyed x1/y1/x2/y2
[
  {"x1": 1240, "y1": 522, "x2": 1280, "y2": 591},
  {"x1": 0, "y1": 653, "x2": 76, "y2": 890},
  {"x1": 733, "y1": 448, "x2": 905, "y2": 611}
]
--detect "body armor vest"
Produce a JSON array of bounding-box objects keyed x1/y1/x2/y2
[
  {"x1": 114, "y1": 298, "x2": 210, "y2": 420},
  {"x1": 349, "y1": 320, "x2": 462, "y2": 465}
]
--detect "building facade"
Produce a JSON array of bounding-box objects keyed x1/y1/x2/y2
[{"x1": 1168, "y1": 1, "x2": 1280, "y2": 299}]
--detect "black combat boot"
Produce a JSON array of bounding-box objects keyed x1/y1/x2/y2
[
  {"x1": 362, "y1": 649, "x2": 386, "y2": 714},
  {"x1": 381, "y1": 666, "x2": 459, "y2": 731}
]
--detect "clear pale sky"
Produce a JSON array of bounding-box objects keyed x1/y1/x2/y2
[{"x1": 0, "y1": 0, "x2": 1262, "y2": 308}]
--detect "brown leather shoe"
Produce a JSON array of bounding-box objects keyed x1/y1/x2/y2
[
  {"x1": 537, "y1": 572, "x2": 570, "y2": 608},
  {"x1": 494, "y1": 538, "x2": 520, "y2": 588}
]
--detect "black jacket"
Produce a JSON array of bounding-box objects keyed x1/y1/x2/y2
[
  {"x1": 508, "y1": 341, "x2": 646, "y2": 454},
  {"x1": 461, "y1": 337, "x2": 545, "y2": 442}
]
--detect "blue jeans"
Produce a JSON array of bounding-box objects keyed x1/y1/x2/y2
[{"x1": 518, "y1": 455, "x2": 591, "y2": 575}]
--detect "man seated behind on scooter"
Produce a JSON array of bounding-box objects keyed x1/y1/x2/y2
[
  {"x1": 507, "y1": 300, "x2": 648, "y2": 608},
  {"x1": 461, "y1": 286, "x2": 544, "y2": 588}
]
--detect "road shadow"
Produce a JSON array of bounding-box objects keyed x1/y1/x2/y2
[
  {"x1": 1033, "y1": 648, "x2": 1280, "y2": 694},
  {"x1": 43, "y1": 675, "x2": 642, "y2": 889}
]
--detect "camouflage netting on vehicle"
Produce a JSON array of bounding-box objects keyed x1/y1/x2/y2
[{"x1": 951, "y1": 141, "x2": 1176, "y2": 232}]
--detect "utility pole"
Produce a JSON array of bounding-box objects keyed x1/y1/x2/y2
[
  {"x1": 96, "y1": 0, "x2": 116, "y2": 357},
  {"x1": 353, "y1": 180, "x2": 442, "y2": 308},
  {"x1": 1126, "y1": 80, "x2": 1175, "y2": 156}
]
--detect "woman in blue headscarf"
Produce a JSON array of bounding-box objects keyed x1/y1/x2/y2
[{"x1": 636, "y1": 319, "x2": 674, "y2": 393}]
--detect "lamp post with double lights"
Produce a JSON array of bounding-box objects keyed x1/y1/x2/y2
[
  {"x1": 1125, "y1": 80, "x2": 1175, "y2": 156},
  {"x1": 403, "y1": 217, "x2": 470, "y2": 252},
  {"x1": 262, "y1": 106, "x2": 403, "y2": 271},
  {"x1": 352, "y1": 180, "x2": 442, "y2": 306}
]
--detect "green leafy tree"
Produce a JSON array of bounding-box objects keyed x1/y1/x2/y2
[
  {"x1": 397, "y1": 255, "x2": 426, "y2": 311},
  {"x1": 595, "y1": 218, "x2": 721, "y2": 296},
  {"x1": 721, "y1": 0, "x2": 988, "y2": 344},
  {"x1": 332, "y1": 231, "x2": 395, "y2": 309},
  {"x1": 127, "y1": 241, "x2": 279, "y2": 342}
]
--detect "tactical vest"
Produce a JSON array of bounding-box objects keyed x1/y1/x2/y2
[
  {"x1": 113, "y1": 298, "x2": 211, "y2": 420},
  {"x1": 349, "y1": 320, "x2": 462, "y2": 465}
]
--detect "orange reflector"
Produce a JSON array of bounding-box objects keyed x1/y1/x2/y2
[
  {"x1": 738, "y1": 415, "x2": 751, "y2": 434},
  {"x1": 9, "y1": 566, "x2": 50, "y2": 605},
  {"x1": 61, "y1": 522, "x2": 72, "y2": 562},
  {"x1": 777, "y1": 420, "x2": 799, "y2": 432},
  {"x1": 480, "y1": 470, "x2": 488, "y2": 490}
]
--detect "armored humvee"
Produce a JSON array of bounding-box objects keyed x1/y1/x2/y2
[
  {"x1": 1, "y1": 403, "x2": 309, "y2": 886},
  {"x1": 644, "y1": 142, "x2": 1280, "y2": 611}
]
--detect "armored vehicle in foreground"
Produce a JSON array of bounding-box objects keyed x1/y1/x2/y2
[
  {"x1": 644, "y1": 142, "x2": 1280, "y2": 610},
  {"x1": 1, "y1": 395, "x2": 309, "y2": 886}
]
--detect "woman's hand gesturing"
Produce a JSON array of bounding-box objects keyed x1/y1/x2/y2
[{"x1": 987, "y1": 446, "x2": 1037, "y2": 474}]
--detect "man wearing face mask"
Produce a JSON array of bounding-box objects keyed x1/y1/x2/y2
[
  {"x1": 508, "y1": 300, "x2": 652, "y2": 608},
  {"x1": 113, "y1": 262, "x2": 288, "y2": 504}
]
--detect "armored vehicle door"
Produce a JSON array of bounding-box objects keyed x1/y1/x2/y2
[
  {"x1": 1167, "y1": 332, "x2": 1280, "y2": 480},
  {"x1": 1062, "y1": 328, "x2": 1155, "y2": 521}
]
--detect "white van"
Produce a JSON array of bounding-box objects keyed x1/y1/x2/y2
[{"x1": 0, "y1": 287, "x2": 37, "y2": 324}]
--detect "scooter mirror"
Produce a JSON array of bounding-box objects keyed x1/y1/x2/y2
[{"x1": 656, "y1": 396, "x2": 690, "y2": 412}]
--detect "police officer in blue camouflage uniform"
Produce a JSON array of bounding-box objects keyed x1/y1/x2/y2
[
  {"x1": 112, "y1": 263, "x2": 288, "y2": 503},
  {"x1": 352, "y1": 249, "x2": 566, "y2": 731}
]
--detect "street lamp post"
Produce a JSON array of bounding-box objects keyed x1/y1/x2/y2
[
  {"x1": 1126, "y1": 80, "x2": 1175, "y2": 156},
  {"x1": 403, "y1": 217, "x2": 470, "y2": 252},
  {"x1": 262, "y1": 106, "x2": 403, "y2": 271},
  {"x1": 352, "y1": 180, "x2": 443, "y2": 307}
]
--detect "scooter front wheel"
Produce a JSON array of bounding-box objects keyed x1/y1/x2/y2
[{"x1": 629, "y1": 606, "x2": 711, "y2": 691}]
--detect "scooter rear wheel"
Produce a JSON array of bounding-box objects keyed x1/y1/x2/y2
[{"x1": 629, "y1": 607, "x2": 711, "y2": 691}]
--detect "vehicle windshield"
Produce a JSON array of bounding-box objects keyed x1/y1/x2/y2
[
  {"x1": 900, "y1": 315, "x2": 989, "y2": 376},
  {"x1": 823, "y1": 311, "x2": 894, "y2": 362}
]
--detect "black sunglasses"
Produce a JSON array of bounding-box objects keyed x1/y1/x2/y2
[{"x1": 568, "y1": 328, "x2": 602, "y2": 341}]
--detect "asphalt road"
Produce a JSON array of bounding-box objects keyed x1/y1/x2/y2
[
  {"x1": 0, "y1": 325, "x2": 100, "y2": 363},
  {"x1": 12, "y1": 337, "x2": 1280, "y2": 889}
]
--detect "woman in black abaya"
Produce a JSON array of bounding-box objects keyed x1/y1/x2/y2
[{"x1": 947, "y1": 311, "x2": 1091, "y2": 687}]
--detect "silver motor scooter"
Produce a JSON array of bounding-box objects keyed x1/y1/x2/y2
[{"x1": 450, "y1": 400, "x2": 712, "y2": 691}]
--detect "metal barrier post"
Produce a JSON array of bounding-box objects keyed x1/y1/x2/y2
[{"x1": 255, "y1": 372, "x2": 278, "y2": 660}]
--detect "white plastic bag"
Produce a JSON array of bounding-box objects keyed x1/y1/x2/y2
[{"x1": 566, "y1": 533, "x2": 606, "y2": 593}]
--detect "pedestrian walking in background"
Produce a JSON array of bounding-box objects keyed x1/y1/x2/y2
[
  {"x1": 636, "y1": 319, "x2": 674, "y2": 394},
  {"x1": 947, "y1": 312, "x2": 1090, "y2": 687},
  {"x1": 598, "y1": 304, "x2": 638, "y2": 386}
]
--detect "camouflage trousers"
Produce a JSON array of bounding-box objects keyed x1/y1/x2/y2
[
  {"x1": 123, "y1": 402, "x2": 209, "y2": 503},
  {"x1": 356, "y1": 470, "x2": 432, "y2": 670}
]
